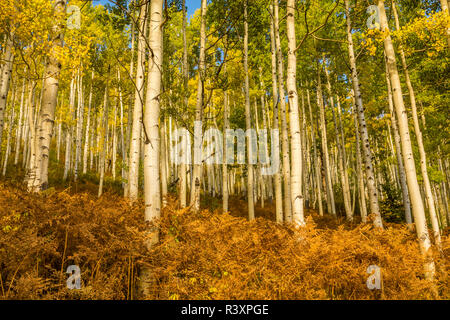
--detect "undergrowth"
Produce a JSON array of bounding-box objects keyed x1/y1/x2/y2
[{"x1": 0, "y1": 181, "x2": 448, "y2": 300}]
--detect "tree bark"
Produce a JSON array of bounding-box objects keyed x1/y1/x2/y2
[{"x1": 286, "y1": 0, "x2": 305, "y2": 226}]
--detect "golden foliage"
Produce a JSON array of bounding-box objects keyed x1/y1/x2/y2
[{"x1": 0, "y1": 183, "x2": 448, "y2": 300}]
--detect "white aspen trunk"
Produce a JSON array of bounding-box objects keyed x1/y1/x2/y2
[
  {"x1": 353, "y1": 104, "x2": 368, "y2": 223},
  {"x1": 286, "y1": 0, "x2": 305, "y2": 226},
  {"x1": 243, "y1": 1, "x2": 255, "y2": 221},
  {"x1": 0, "y1": 32, "x2": 14, "y2": 146},
  {"x1": 317, "y1": 70, "x2": 336, "y2": 217},
  {"x1": 385, "y1": 59, "x2": 412, "y2": 224},
  {"x1": 128, "y1": 1, "x2": 148, "y2": 201},
  {"x1": 63, "y1": 77, "x2": 76, "y2": 181},
  {"x1": 336, "y1": 99, "x2": 353, "y2": 217},
  {"x1": 112, "y1": 104, "x2": 117, "y2": 180},
  {"x1": 140, "y1": 0, "x2": 163, "y2": 298},
  {"x1": 378, "y1": 0, "x2": 435, "y2": 279},
  {"x1": 333, "y1": 98, "x2": 353, "y2": 220},
  {"x1": 2, "y1": 95, "x2": 15, "y2": 175},
  {"x1": 190, "y1": 0, "x2": 207, "y2": 212},
  {"x1": 74, "y1": 71, "x2": 84, "y2": 182},
  {"x1": 300, "y1": 90, "x2": 309, "y2": 208},
  {"x1": 392, "y1": 0, "x2": 441, "y2": 247},
  {"x1": 269, "y1": 4, "x2": 283, "y2": 223},
  {"x1": 26, "y1": 82, "x2": 40, "y2": 191},
  {"x1": 34, "y1": 0, "x2": 66, "y2": 190},
  {"x1": 117, "y1": 68, "x2": 126, "y2": 189},
  {"x1": 273, "y1": 0, "x2": 292, "y2": 222},
  {"x1": 124, "y1": 6, "x2": 136, "y2": 198},
  {"x1": 83, "y1": 71, "x2": 94, "y2": 174},
  {"x1": 323, "y1": 62, "x2": 352, "y2": 220},
  {"x1": 14, "y1": 78, "x2": 25, "y2": 165},
  {"x1": 345, "y1": 0, "x2": 382, "y2": 228},
  {"x1": 160, "y1": 116, "x2": 168, "y2": 206},
  {"x1": 254, "y1": 99, "x2": 265, "y2": 208},
  {"x1": 223, "y1": 89, "x2": 229, "y2": 213},
  {"x1": 307, "y1": 87, "x2": 323, "y2": 216},
  {"x1": 98, "y1": 86, "x2": 109, "y2": 197}
]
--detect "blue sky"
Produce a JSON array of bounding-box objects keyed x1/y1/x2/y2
[{"x1": 93, "y1": 0, "x2": 201, "y2": 18}]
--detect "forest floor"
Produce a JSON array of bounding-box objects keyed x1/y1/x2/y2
[{"x1": 0, "y1": 171, "x2": 449, "y2": 300}]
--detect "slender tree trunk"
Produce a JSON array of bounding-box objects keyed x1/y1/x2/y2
[
  {"x1": 273, "y1": 0, "x2": 292, "y2": 222},
  {"x1": 74, "y1": 71, "x2": 84, "y2": 182},
  {"x1": 0, "y1": 32, "x2": 14, "y2": 146},
  {"x1": 317, "y1": 69, "x2": 336, "y2": 217},
  {"x1": 98, "y1": 85, "x2": 109, "y2": 197},
  {"x1": 128, "y1": 1, "x2": 148, "y2": 201},
  {"x1": 179, "y1": 0, "x2": 189, "y2": 208},
  {"x1": 140, "y1": 0, "x2": 163, "y2": 297},
  {"x1": 223, "y1": 89, "x2": 229, "y2": 213},
  {"x1": 307, "y1": 87, "x2": 323, "y2": 217},
  {"x1": 385, "y1": 58, "x2": 412, "y2": 224},
  {"x1": 353, "y1": 104, "x2": 368, "y2": 223},
  {"x1": 14, "y1": 78, "x2": 25, "y2": 165},
  {"x1": 392, "y1": 0, "x2": 441, "y2": 247},
  {"x1": 33, "y1": 0, "x2": 66, "y2": 190},
  {"x1": 190, "y1": 0, "x2": 207, "y2": 212},
  {"x1": 345, "y1": 0, "x2": 383, "y2": 228},
  {"x1": 83, "y1": 71, "x2": 94, "y2": 174},
  {"x1": 269, "y1": 5, "x2": 283, "y2": 223},
  {"x1": 286, "y1": 0, "x2": 305, "y2": 226},
  {"x1": 378, "y1": 0, "x2": 435, "y2": 280},
  {"x1": 2, "y1": 91, "x2": 15, "y2": 175},
  {"x1": 243, "y1": 1, "x2": 255, "y2": 220}
]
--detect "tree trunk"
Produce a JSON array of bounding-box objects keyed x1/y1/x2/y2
[
  {"x1": 128, "y1": 0, "x2": 148, "y2": 201},
  {"x1": 378, "y1": 0, "x2": 435, "y2": 279},
  {"x1": 273, "y1": 0, "x2": 292, "y2": 222},
  {"x1": 269, "y1": 5, "x2": 283, "y2": 223},
  {"x1": 140, "y1": 0, "x2": 163, "y2": 298},
  {"x1": 384, "y1": 58, "x2": 412, "y2": 224},
  {"x1": 392, "y1": 0, "x2": 441, "y2": 247},
  {"x1": 286, "y1": 0, "x2": 305, "y2": 226},
  {"x1": 34, "y1": 0, "x2": 66, "y2": 190},
  {"x1": 0, "y1": 32, "x2": 14, "y2": 146},
  {"x1": 345, "y1": 0, "x2": 382, "y2": 228},
  {"x1": 317, "y1": 69, "x2": 336, "y2": 217},
  {"x1": 243, "y1": 0, "x2": 255, "y2": 221},
  {"x1": 190, "y1": 0, "x2": 207, "y2": 212}
]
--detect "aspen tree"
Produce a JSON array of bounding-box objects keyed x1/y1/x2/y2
[
  {"x1": 2, "y1": 88, "x2": 15, "y2": 175},
  {"x1": 35, "y1": 0, "x2": 66, "y2": 190},
  {"x1": 190, "y1": 0, "x2": 207, "y2": 212},
  {"x1": 179, "y1": 0, "x2": 189, "y2": 208},
  {"x1": 324, "y1": 62, "x2": 352, "y2": 220},
  {"x1": 223, "y1": 88, "x2": 229, "y2": 213},
  {"x1": 0, "y1": 32, "x2": 14, "y2": 146},
  {"x1": 269, "y1": 5, "x2": 283, "y2": 223},
  {"x1": 307, "y1": 87, "x2": 323, "y2": 217},
  {"x1": 14, "y1": 78, "x2": 25, "y2": 165},
  {"x1": 129, "y1": 0, "x2": 148, "y2": 201},
  {"x1": 391, "y1": 0, "x2": 441, "y2": 247},
  {"x1": 273, "y1": 0, "x2": 292, "y2": 222},
  {"x1": 317, "y1": 69, "x2": 336, "y2": 217},
  {"x1": 345, "y1": 0, "x2": 382, "y2": 228},
  {"x1": 286, "y1": 0, "x2": 305, "y2": 226},
  {"x1": 384, "y1": 59, "x2": 412, "y2": 224},
  {"x1": 243, "y1": 0, "x2": 255, "y2": 220},
  {"x1": 83, "y1": 71, "x2": 94, "y2": 175},
  {"x1": 378, "y1": 0, "x2": 435, "y2": 279},
  {"x1": 140, "y1": 0, "x2": 164, "y2": 297}
]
